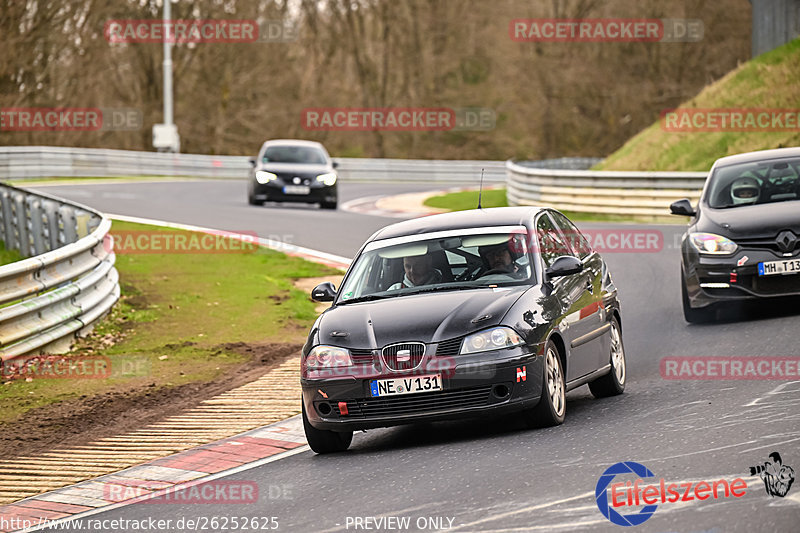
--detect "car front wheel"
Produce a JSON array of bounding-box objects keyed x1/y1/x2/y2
[
  {"x1": 302, "y1": 402, "x2": 352, "y2": 454},
  {"x1": 524, "y1": 340, "x2": 566, "y2": 428},
  {"x1": 588, "y1": 317, "x2": 626, "y2": 398},
  {"x1": 681, "y1": 271, "x2": 714, "y2": 323}
]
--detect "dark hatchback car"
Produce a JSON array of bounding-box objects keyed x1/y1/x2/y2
[
  {"x1": 671, "y1": 147, "x2": 800, "y2": 323},
  {"x1": 301, "y1": 207, "x2": 626, "y2": 453},
  {"x1": 247, "y1": 139, "x2": 338, "y2": 209}
]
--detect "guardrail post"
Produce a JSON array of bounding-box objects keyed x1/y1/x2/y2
[
  {"x1": 27, "y1": 196, "x2": 48, "y2": 256},
  {"x1": 0, "y1": 190, "x2": 14, "y2": 251},
  {"x1": 58, "y1": 205, "x2": 78, "y2": 245},
  {"x1": 12, "y1": 192, "x2": 31, "y2": 257},
  {"x1": 42, "y1": 200, "x2": 60, "y2": 251}
]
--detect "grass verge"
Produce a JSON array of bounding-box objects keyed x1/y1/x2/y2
[
  {"x1": 0, "y1": 241, "x2": 23, "y2": 267},
  {"x1": 596, "y1": 38, "x2": 800, "y2": 171},
  {"x1": 0, "y1": 220, "x2": 342, "y2": 423}
]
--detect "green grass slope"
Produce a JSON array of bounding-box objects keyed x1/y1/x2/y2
[{"x1": 596, "y1": 38, "x2": 800, "y2": 171}]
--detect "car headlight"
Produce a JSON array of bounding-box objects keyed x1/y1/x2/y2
[
  {"x1": 255, "y1": 170, "x2": 277, "y2": 184},
  {"x1": 305, "y1": 345, "x2": 352, "y2": 368},
  {"x1": 460, "y1": 327, "x2": 523, "y2": 354},
  {"x1": 688, "y1": 233, "x2": 738, "y2": 255},
  {"x1": 316, "y1": 172, "x2": 337, "y2": 186}
]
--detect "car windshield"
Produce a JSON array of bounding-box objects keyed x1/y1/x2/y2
[
  {"x1": 706, "y1": 157, "x2": 800, "y2": 208},
  {"x1": 262, "y1": 145, "x2": 327, "y2": 164},
  {"x1": 337, "y1": 228, "x2": 535, "y2": 303}
]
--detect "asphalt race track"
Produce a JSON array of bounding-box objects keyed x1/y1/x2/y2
[{"x1": 31, "y1": 180, "x2": 800, "y2": 532}]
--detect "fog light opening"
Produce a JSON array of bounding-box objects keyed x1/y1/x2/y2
[
  {"x1": 493, "y1": 384, "x2": 510, "y2": 398},
  {"x1": 317, "y1": 402, "x2": 332, "y2": 416}
]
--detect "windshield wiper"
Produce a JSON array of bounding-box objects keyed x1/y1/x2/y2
[
  {"x1": 338, "y1": 294, "x2": 394, "y2": 304},
  {"x1": 402, "y1": 284, "x2": 480, "y2": 296}
]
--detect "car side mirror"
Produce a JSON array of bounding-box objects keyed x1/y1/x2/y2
[
  {"x1": 311, "y1": 282, "x2": 337, "y2": 302},
  {"x1": 332, "y1": 161, "x2": 339, "y2": 169},
  {"x1": 545, "y1": 256, "x2": 583, "y2": 279},
  {"x1": 248, "y1": 157, "x2": 256, "y2": 168},
  {"x1": 670, "y1": 198, "x2": 696, "y2": 216}
]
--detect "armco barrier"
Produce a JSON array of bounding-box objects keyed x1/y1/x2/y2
[
  {"x1": 0, "y1": 147, "x2": 600, "y2": 183},
  {"x1": 0, "y1": 146, "x2": 508, "y2": 182},
  {"x1": 0, "y1": 183, "x2": 119, "y2": 360},
  {"x1": 506, "y1": 160, "x2": 707, "y2": 216}
]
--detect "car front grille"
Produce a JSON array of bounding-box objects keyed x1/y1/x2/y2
[
  {"x1": 382, "y1": 342, "x2": 424, "y2": 371},
  {"x1": 752, "y1": 274, "x2": 800, "y2": 295},
  {"x1": 274, "y1": 173, "x2": 314, "y2": 185},
  {"x1": 736, "y1": 232, "x2": 800, "y2": 254},
  {"x1": 332, "y1": 385, "x2": 494, "y2": 418}
]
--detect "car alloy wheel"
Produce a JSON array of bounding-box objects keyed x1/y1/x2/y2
[
  {"x1": 588, "y1": 317, "x2": 626, "y2": 398},
  {"x1": 545, "y1": 346, "x2": 565, "y2": 417},
  {"x1": 525, "y1": 340, "x2": 566, "y2": 427}
]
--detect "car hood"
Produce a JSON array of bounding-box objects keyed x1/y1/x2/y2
[
  {"x1": 318, "y1": 286, "x2": 531, "y2": 348},
  {"x1": 256, "y1": 162, "x2": 331, "y2": 175},
  {"x1": 700, "y1": 201, "x2": 800, "y2": 239}
]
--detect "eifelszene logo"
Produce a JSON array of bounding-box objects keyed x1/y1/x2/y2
[{"x1": 595, "y1": 461, "x2": 747, "y2": 526}]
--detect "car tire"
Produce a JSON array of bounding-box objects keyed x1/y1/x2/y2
[
  {"x1": 302, "y1": 402, "x2": 352, "y2": 454},
  {"x1": 321, "y1": 201, "x2": 337, "y2": 210},
  {"x1": 681, "y1": 272, "x2": 714, "y2": 323},
  {"x1": 588, "y1": 317, "x2": 626, "y2": 398},
  {"x1": 524, "y1": 340, "x2": 566, "y2": 428},
  {"x1": 248, "y1": 195, "x2": 264, "y2": 206}
]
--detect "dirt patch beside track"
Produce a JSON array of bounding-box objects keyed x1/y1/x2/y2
[{"x1": 0, "y1": 342, "x2": 301, "y2": 460}]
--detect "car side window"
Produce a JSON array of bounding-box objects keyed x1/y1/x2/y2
[
  {"x1": 535, "y1": 214, "x2": 572, "y2": 268},
  {"x1": 548, "y1": 211, "x2": 592, "y2": 260}
]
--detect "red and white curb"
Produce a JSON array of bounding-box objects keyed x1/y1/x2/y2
[{"x1": 0, "y1": 417, "x2": 307, "y2": 532}]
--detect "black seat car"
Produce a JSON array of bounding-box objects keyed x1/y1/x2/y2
[
  {"x1": 301, "y1": 207, "x2": 626, "y2": 453},
  {"x1": 247, "y1": 139, "x2": 338, "y2": 209}
]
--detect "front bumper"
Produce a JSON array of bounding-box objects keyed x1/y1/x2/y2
[
  {"x1": 301, "y1": 345, "x2": 544, "y2": 431},
  {"x1": 251, "y1": 181, "x2": 337, "y2": 204},
  {"x1": 685, "y1": 248, "x2": 800, "y2": 309}
]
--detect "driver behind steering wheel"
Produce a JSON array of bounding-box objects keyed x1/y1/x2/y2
[{"x1": 478, "y1": 240, "x2": 523, "y2": 278}]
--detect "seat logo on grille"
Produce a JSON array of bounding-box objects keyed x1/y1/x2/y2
[{"x1": 396, "y1": 349, "x2": 411, "y2": 362}]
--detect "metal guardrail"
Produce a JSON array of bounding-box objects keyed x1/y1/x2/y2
[
  {"x1": 0, "y1": 146, "x2": 510, "y2": 182},
  {"x1": 506, "y1": 160, "x2": 708, "y2": 216},
  {"x1": 0, "y1": 184, "x2": 119, "y2": 360}
]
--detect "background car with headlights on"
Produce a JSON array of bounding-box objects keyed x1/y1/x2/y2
[
  {"x1": 247, "y1": 139, "x2": 338, "y2": 209},
  {"x1": 671, "y1": 147, "x2": 800, "y2": 322}
]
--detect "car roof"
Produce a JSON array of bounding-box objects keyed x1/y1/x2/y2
[
  {"x1": 370, "y1": 206, "x2": 545, "y2": 241},
  {"x1": 712, "y1": 147, "x2": 800, "y2": 168},
  {"x1": 260, "y1": 139, "x2": 327, "y2": 149}
]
